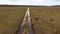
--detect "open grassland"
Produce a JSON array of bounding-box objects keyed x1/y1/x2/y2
[
  {"x1": 0, "y1": 7, "x2": 26, "y2": 34},
  {"x1": 0, "y1": 6, "x2": 60, "y2": 34},
  {"x1": 30, "y1": 7, "x2": 60, "y2": 34}
]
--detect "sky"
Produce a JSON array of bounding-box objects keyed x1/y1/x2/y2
[{"x1": 0, "y1": 0, "x2": 60, "y2": 6}]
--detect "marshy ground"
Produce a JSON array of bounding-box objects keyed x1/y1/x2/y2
[
  {"x1": 0, "y1": 7, "x2": 26, "y2": 34},
  {"x1": 30, "y1": 7, "x2": 60, "y2": 34},
  {"x1": 0, "y1": 7, "x2": 60, "y2": 34}
]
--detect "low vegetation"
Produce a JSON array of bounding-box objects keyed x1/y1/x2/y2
[
  {"x1": 0, "y1": 7, "x2": 26, "y2": 34},
  {"x1": 30, "y1": 7, "x2": 60, "y2": 34}
]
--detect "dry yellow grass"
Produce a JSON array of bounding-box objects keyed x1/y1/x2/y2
[
  {"x1": 0, "y1": 7, "x2": 26, "y2": 34},
  {"x1": 30, "y1": 7, "x2": 60, "y2": 34},
  {"x1": 0, "y1": 7, "x2": 60, "y2": 34}
]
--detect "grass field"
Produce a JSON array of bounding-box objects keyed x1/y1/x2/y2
[
  {"x1": 0, "y1": 7, "x2": 26, "y2": 34},
  {"x1": 30, "y1": 7, "x2": 60, "y2": 34},
  {"x1": 0, "y1": 7, "x2": 60, "y2": 34}
]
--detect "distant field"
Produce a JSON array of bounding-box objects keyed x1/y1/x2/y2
[
  {"x1": 0, "y1": 7, "x2": 26, "y2": 34},
  {"x1": 30, "y1": 7, "x2": 60, "y2": 34}
]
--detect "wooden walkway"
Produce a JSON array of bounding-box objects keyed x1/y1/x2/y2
[{"x1": 18, "y1": 8, "x2": 34, "y2": 34}]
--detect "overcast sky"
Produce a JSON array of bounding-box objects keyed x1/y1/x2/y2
[{"x1": 0, "y1": 0, "x2": 60, "y2": 6}]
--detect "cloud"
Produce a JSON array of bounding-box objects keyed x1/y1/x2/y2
[{"x1": 0, "y1": 0, "x2": 60, "y2": 6}]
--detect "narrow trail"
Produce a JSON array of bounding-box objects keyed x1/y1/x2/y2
[{"x1": 18, "y1": 8, "x2": 33, "y2": 34}]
